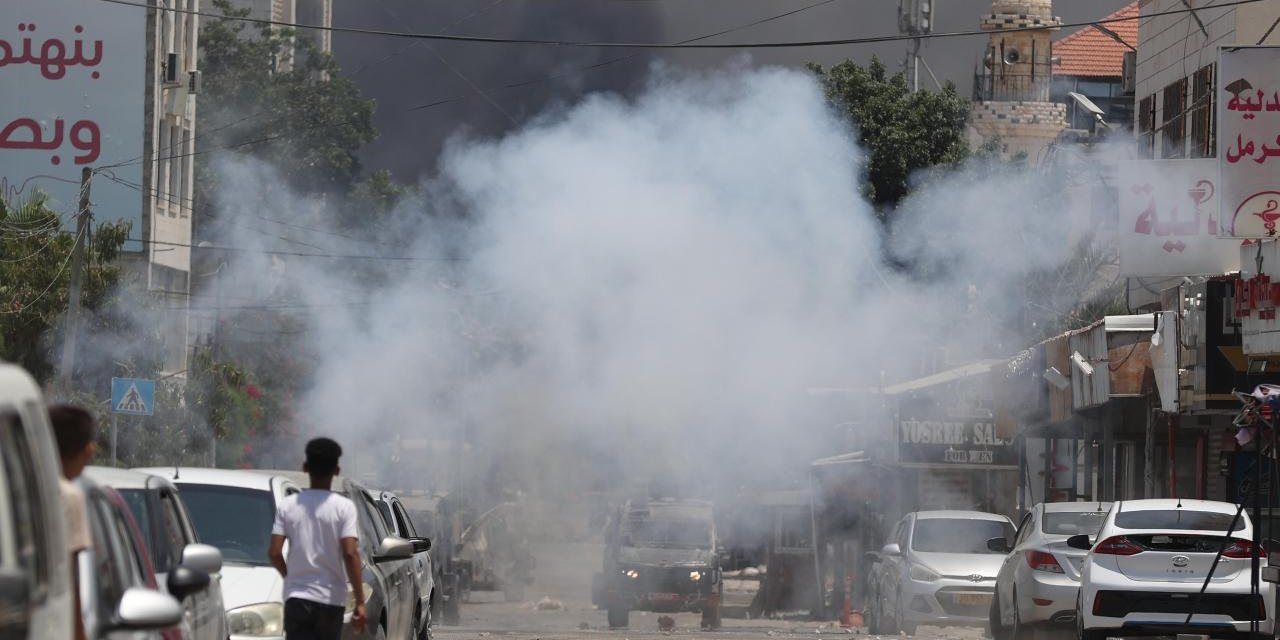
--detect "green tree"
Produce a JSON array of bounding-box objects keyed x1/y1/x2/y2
[
  {"x1": 0, "y1": 191, "x2": 129, "y2": 381},
  {"x1": 197, "y1": 0, "x2": 377, "y2": 195},
  {"x1": 809, "y1": 57, "x2": 971, "y2": 210}
]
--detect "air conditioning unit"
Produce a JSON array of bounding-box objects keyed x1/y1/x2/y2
[
  {"x1": 188, "y1": 70, "x2": 202, "y2": 95},
  {"x1": 163, "y1": 52, "x2": 180, "y2": 85},
  {"x1": 1122, "y1": 50, "x2": 1137, "y2": 95}
]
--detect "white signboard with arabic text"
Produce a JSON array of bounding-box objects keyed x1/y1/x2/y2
[
  {"x1": 0, "y1": 1, "x2": 145, "y2": 245},
  {"x1": 1219, "y1": 46, "x2": 1280, "y2": 238},
  {"x1": 1119, "y1": 159, "x2": 1238, "y2": 277}
]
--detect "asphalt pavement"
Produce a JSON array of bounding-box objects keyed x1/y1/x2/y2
[{"x1": 434, "y1": 540, "x2": 997, "y2": 640}]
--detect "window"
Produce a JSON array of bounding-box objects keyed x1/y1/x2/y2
[
  {"x1": 87, "y1": 494, "x2": 128, "y2": 613},
  {"x1": 910, "y1": 518, "x2": 1016, "y2": 554},
  {"x1": 1162, "y1": 78, "x2": 1188, "y2": 159},
  {"x1": 156, "y1": 491, "x2": 189, "y2": 573},
  {"x1": 0, "y1": 413, "x2": 48, "y2": 593},
  {"x1": 1114, "y1": 509, "x2": 1246, "y2": 531},
  {"x1": 392, "y1": 502, "x2": 417, "y2": 538},
  {"x1": 1013, "y1": 512, "x2": 1034, "y2": 546},
  {"x1": 1190, "y1": 64, "x2": 1216, "y2": 158},
  {"x1": 1042, "y1": 510, "x2": 1108, "y2": 535},
  {"x1": 1138, "y1": 94, "x2": 1156, "y2": 158},
  {"x1": 176, "y1": 484, "x2": 275, "y2": 565}
]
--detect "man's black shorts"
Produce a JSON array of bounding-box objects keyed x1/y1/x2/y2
[{"x1": 284, "y1": 597, "x2": 346, "y2": 640}]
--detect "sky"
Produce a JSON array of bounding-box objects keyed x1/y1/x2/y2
[{"x1": 332, "y1": 0, "x2": 1134, "y2": 179}]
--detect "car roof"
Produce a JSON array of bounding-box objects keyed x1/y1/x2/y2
[
  {"x1": 1042, "y1": 501, "x2": 1113, "y2": 513},
  {"x1": 251, "y1": 469, "x2": 355, "y2": 492},
  {"x1": 914, "y1": 510, "x2": 1011, "y2": 522},
  {"x1": 84, "y1": 466, "x2": 177, "y2": 491},
  {"x1": 0, "y1": 362, "x2": 42, "y2": 400},
  {"x1": 1115, "y1": 498, "x2": 1237, "y2": 513},
  {"x1": 134, "y1": 466, "x2": 285, "y2": 490}
]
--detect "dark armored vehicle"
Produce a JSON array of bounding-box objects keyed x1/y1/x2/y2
[{"x1": 593, "y1": 498, "x2": 722, "y2": 629}]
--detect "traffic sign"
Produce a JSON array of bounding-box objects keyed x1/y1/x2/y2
[{"x1": 111, "y1": 378, "x2": 154, "y2": 416}]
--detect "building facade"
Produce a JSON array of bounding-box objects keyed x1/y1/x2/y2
[
  {"x1": 226, "y1": 0, "x2": 333, "y2": 61},
  {"x1": 1050, "y1": 2, "x2": 1137, "y2": 133},
  {"x1": 1134, "y1": 0, "x2": 1280, "y2": 159}
]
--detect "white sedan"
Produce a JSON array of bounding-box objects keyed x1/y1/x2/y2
[
  {"x1": 1074, "y1": 499, "x2": 1273, "y2": 640},
  {"x1": 989, "y1": 501, "x2": 1111, "y2": 640}
]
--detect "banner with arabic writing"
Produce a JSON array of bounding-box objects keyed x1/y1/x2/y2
[
  {"x1": 0, "y1": 1, "x2": 145, "y2": 248},
  {"x1": 1119, "y1": 159, "x2": 1238, "y2": 277},
  {"x1": 1219, "y1": 46, "x2": 1280, "y2": 238}
]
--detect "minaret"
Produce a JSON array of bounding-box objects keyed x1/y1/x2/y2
[{"x1": 969, "y1": 0, "x2": 1068, "y2": 162}]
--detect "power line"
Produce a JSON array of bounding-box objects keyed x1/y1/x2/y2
[
  {"x1": 126, "y1": 237, "x2": 454, "y2": 262},
  {"x1": 98, "y1": 0, "x2": 1268, "y2": 50}
]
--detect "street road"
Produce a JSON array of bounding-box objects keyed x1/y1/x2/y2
[{"x1": 435, "y1": 540, "x2": 993, "y2": 640}]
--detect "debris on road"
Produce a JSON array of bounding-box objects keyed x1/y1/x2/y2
[
  {"x1": 535, "y1": 597, "x2": 564, "y2": 611},
  {"x1": 658, "y1": 615, "x2": 676, "y2": 632}
]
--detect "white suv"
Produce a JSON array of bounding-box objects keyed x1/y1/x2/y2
[
  {"x1": 137, "y1": 467, "x2": 299, "y2": 640},
  {"x1": 1073, "y1": 499, "x2": 1274, "y2": 640}
]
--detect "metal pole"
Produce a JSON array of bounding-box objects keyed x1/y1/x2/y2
[
  {"x1": 110, "y1": 413, "x2": 118, "y2": 467},
  {"x1": 58, "y1": 167, "x2": 93, "y2": 386},
  {"x1": 1168, "y1": 414, "x2": 1178, "y2": 497},
  {"x1": 1144, "y1": 407, "x2": 1156, "y2": 498}
]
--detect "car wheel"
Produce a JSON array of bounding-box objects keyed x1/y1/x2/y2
[
  {"x1": 1075, "y1": 596, "x2": 1103, "y2": 640},
  {"x1": 607, "y1": 603, "x2": 629, "y2": 629},
  {"x1": 989, "y1": 598, "x2": 1011, "y2": 640},
  {"x1": 416, "y1": 603, "x2": 433, "y2": 640},
  {"x1": 1010, "y1": 596, "x2": 1030, "y2": 640}
]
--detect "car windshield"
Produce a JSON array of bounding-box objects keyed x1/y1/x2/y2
[
  {"x1": 176, "y1": 483, "x2": 275, "y2": 565},
  {"x1": 624, "y1": 518, "x2": 711, "y2": 549},
  {"x1": 1114, "y1": 509, "x2": 1246, "y2": 532},
  {"x1": 912, "y1": 518, "x2": 1014, "y2": 554},
  {"x1": 1042, "y1": 510, "x2": 1108, "y2": 536}
]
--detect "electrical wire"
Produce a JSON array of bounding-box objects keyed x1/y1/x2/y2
[
  {"x1": 0, "y1": 223, "x2": 86, "y2": 316},
  {"x1": 125, "y1": 236, "x2": 453, "y2": 262},
  {"x1": 97, "y1": 0, "x2": 1268, "y2": 50}
]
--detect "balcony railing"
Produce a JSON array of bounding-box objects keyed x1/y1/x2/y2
[{"x1": 973, "y1": 72, "x2": 1053, "y2": 103}]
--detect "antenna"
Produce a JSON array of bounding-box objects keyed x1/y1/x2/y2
[
  {"x1": 1177, "y1": 496, "x2": 1183, "y2": 508},
  {"x1": 174, "y1": 465, "x2": 180, "y2": 480}
]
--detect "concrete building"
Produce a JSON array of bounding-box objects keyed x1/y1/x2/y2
[
  {"x1": 145, "y1": 0, "x2": 201, "y2": 375},
  {"x1": 1134, "y1": 0, "x2": 1280, "y2": 159},
  {"x1": 225, "y1": 0, "x2": 333, "y2": 62},
  {"x1": 969, "y1": 0, "x2": 1069, "y2": 162}
]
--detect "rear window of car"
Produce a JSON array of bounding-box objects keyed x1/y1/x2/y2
[
  {"x1": 1042, "y1": 511, "x2": 1108, "y2": 536},
  {"x1": 1114, "y1": 509, "x2": 1245, "y2": 531}
]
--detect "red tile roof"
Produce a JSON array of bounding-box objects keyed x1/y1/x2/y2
[{"x1": 1052, "y1": 1, "x2": 1137, "y2": 78}]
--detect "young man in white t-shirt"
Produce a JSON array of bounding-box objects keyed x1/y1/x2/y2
[
  {"x1": 50, "y1": 405, "x2": 97, "y2": 640},
  {"x1": 268, "y1": 438, "x2": 366, "y2": 640}
]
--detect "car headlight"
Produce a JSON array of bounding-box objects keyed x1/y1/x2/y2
[
  {"x1": 345, "y1": 582, "x2": 375, "y2": 614},
  {"x1": 909, "y1": 563, "x2": 941, "y2": 582},
  {"x1": 689, "y1": 571, "x2": 703, "y2": 581},
  {"x1": 624, "y1": 569, "x2": 640, "y2": 579},
  {"x1": 226, "y1": 602, "x2": 284, "y2": 637}
]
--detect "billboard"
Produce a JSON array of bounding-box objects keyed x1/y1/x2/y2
[
  {"x1": 0, "y1": 0, "x2": 146, "y2": 248},
  {"x1": 1218, "y1": 46, "x2": 1280, "y2": 238},
  {"x1": 1119, "y1": 159, "x2": 1238, "y2": 277}
]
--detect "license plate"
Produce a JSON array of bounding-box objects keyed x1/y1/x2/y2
[
  {"x1": 651, "y1": 593, "x2": 682, "y2": 601},
  {"x1": 953, "y1": 593, "x2": 992, "y2": 606}
]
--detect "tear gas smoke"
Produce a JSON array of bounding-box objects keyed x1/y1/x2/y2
[{"x1": 74, "y1": 63, "x2": 1127, "y2": 513}]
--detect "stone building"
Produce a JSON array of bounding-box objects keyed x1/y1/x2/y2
[{"x1": 969, "y1": 0, "x2": 1069, "y2": 163}]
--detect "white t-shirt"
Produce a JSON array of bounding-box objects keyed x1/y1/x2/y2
[
  {"x1": 60, "y1": 477, "x2": 91, "y2": 553},
  {"x1": 271, "y1": 489, "x2": 360, "y2": 607}
]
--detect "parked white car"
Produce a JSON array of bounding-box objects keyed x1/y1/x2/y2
[
  {"x1": 1073, "y1": 499, "x2": 1274, "y2": 640},
  {"x1": 868, "y1": 510, "x2": 1015, "y2": 634},
  {"x1": 373, "y1": 490, "x2": 436, "y2": 640},
  {"x1": 84, "y1": 466, "x2": 228, "y2": 640},
  {"x1": 0, "y1": 362, "x2": 74, "y2": 640},
  {"x1": 989, "y1": 501, "x2": 1111, "y2": 639},
  {"x1": 137, "y1": 467, "x2": 299, "y2": 640}
]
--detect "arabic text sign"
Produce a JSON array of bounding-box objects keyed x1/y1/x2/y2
[
  {"x1": 1119, "y1": 160, "x2": 1238, "y2": 277},
  {"x1": 1219, "y1": 46, "x2": 1280, "y2": 238},
  {"x1": 0, "y1": 3, "x2": 145, "y2": 244}
]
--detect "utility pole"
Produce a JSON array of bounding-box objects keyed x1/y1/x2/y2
[
  {"x1": 58, "y1": 167, "x2": 93, "y2": 387},
  {"x1": 898, "y1": 0, "x2": 935, "y2": 92}
]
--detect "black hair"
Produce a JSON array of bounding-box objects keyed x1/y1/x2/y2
[
  {"x1": 305, "y1": 437, "x2": 342, "y2": 476},
  {"x1": 48, "y1": 404, "x2": 95, "y2": 460}
]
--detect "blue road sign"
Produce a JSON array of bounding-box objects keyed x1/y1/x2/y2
[{"x1": 111, "y1": 378, "x2": 155, "y2": 416}]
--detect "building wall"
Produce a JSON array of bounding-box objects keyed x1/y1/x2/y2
[
  {"x1": 226, "y1": 0, "x2": 332, "y2": 55},
  {"x1": 1134, "y1": 0, "x2": 1280, "y2": 159},
  {"x1": 144, "y1": 0, "x2": 200, "y2": 375}
]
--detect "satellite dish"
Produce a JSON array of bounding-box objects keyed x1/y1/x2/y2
[{"x1": 1002, "y1": 48, "x2": 1021, "y2": 65}]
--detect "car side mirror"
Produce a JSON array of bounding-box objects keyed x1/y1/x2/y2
[
  {"x1": 412, "y1": 537, "x2": 432, "y2": 553},
  {"x1": 1066, "y1": 534, "x2": 1092, "y2": 551},
  {"x1": 881, "y1": 543, "x2": 902, "y2": 556},
  {"x1": 986, "y1": 537, "x2": 1012, "y2": 553},
  {"x1": 374, "y1": 536, "x2": 415, "y2": 563},
  {"x1": 167, "y1": 566, "x2": 211, "y2": 600},
  {"x1": 112, "y1": 587, "x2": 183, "y2": 630},
  {"x1": 180, "y1": 543, "x2": 223, "y2": 575}
]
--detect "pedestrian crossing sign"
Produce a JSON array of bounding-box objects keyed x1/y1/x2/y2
[{"x1": 111, "y1": 378, "x2": 155, "y2": 416}]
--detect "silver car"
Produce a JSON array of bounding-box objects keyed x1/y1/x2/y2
[
  {"x1": 868, "y1": 510, "x2": 1015, "y2": 635},
  {"x1": 989, "y1": 502, "x2": 1111, "y2": 639}
]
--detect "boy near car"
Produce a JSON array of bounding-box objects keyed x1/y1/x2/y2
[
  {"x1": 49, "y1": 404, "x2": 97, "y2": 640},
  {"x1": 269, "y1": 437, "x2": 366, "y2": 640}
]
